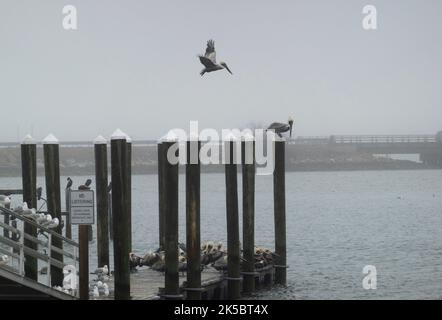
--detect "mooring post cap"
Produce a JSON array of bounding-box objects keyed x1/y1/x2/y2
[
  {"x1": 21, "y1": 134, "x2": 36, "y2": 145},
  {"x1": 275, "y1": 135, "x2": 286, "y2": 142},
  {"x1": 241, "y1": 131, "x2": 255, "y2": 141},
  {"x1": 93, "y1": 135, "x2": 107, "y2": 145},
  {"x1": 159, "y1": 130, "x2": 179, "y2": 143},
  {"x1": 42, "y1": 134, "x2": 59, "y2": 144},
  {"x1": 125, "y1": 133, "x2": 132, "y2": 143},
  {"x1": 111, "y1": 128, "x2": 127, "y2": 140}
]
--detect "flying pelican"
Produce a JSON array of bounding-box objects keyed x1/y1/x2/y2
[
  {"x1": 198, "y1": 39, "x2": 233, "y2": 76},
  {"x1": 78, "y1": 179, "x2": 92, "y2": 190},
  {"x1": 66, "y1": 177, "x2": 73, "y2": 190},
  {"x1": 267, "y1": 117, "x2": 294, "y2": 138}
]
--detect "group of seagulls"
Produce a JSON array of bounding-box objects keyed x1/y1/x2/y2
[
  {"x1": 89, "y1": 265, "x2": 111, "y2": 297},
  {"x1": 13, "y1": 202, "x2": 59, "y2": 230}
]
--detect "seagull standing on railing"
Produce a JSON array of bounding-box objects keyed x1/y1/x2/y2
[
  {"x1": 0, "y1": 195, "x2": 11, "y2": 208},
  {"x1": 198, "y1": 39, "x2": 233, "y2": 76},
  {"x1": 0, "y1": 255, "x2": 9, "y2": 266},
  {"x1": 267, "y1": 117, "x2": 294, "y2": 138}
]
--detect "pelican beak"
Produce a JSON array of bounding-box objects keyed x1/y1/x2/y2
[
  {"x1": 289, "y1": 120, "x2": 294, "y2": 137},
  {"x1": 224, "y1": 65, "x2": 233, "y2": 75}
]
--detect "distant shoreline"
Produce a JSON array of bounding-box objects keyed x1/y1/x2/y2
[{"x1": 0, "y1": 161, "x2": 439, "y2": 178}]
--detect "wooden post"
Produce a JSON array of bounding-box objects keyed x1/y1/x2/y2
[
  {"x1": 43, "y1": 134, "x2": 63, "y2": 287},
  {"x1": 163, "y1": 138, "x2": 179, "y2": 299},
  {"x1": 157, "y1": 142, "x2": 166, "y2": 249},
  {"x1": 224, "y1": 138, "x2": 241, "y2": 299},
  {"x1": 21, "y1": 135, "x2": 38, "y2": 280},
  {"x1": 186, "y1": 139, "x2": 201, "y2": 299},
  {"x1": 110, "y1": 129, "x2": 130, "y2": 299},
  {"x1": 126, "y1": 137, "x2": 132, "y2": 252},
  {"x1": 241, "y1": 134, "x2": 255, "y2": 294},
  {"x1": 94, "y1": 135, "x2": 109, "y2": 268},
  {"x1": 273, "y1": 138, "x2": 287, "y2": 286},
  {"x1": 65, "y1": 188, "x2": 72, "y2": 239},
  {"x1": 79, "y1": 225, "x2": 89, "y2": 300}
]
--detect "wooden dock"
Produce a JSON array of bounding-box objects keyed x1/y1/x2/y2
[{"x1": 94, "y1": 265, "x2": 275, "y2": 300}]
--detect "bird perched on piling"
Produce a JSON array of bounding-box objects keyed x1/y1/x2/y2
[
  {"x1": 129, "y1": 253, "x2": 142, "y2": 271},
  {"x1": 78, "y1": 179, "x2": 92, "y2": 190},
  {"x1": 198, "y1": 39, "x2": 233, "y2": 76},
  {"x1": 0, "y1": 195, "x2": 11, "y2": 208},
  {"x1": 66, "y1": 177, "x2": 73, "y2": 189},
  {"x1": 92, "y1": 265, "x2": 109, "y2": 276},
  {"x1": 267, "y1": 117, "x2": 294, "y2": 138}
]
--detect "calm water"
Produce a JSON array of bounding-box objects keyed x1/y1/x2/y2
[{"x1": 2, "y1": 170, "x2": 442, "y2": 299}]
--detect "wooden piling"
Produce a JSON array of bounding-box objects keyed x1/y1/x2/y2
[
  {"x1": 273, "y1": 139, "x2": 287, "y2": 286},
  {"x1": 126, "y1": 138, "x2": 132, "y2": 252},
  {"x1": 163, "y1": 139, "x2": 180, "y2": 299},
  {"x1": 157, "y1": 142, "x2": 166, "y2": 249},
  {"x1": 43, "y1": 134, "x2": 63, "y2": 287},
  {"x1": 110, "y1": 130, "x2": 130, "y2": 299},
  {"x1": 186, "y1": 139, "x2": 201, "y2": 300},
  {"x1": 21, "y1": 135, "x2": 38, "y2": 280},
  {"x1": 65, "y1": 188, "x2": 72, "y2": 239},
  {"x1": 241, "y1": 136, "x2": 255, "y2": 294},
  {"x1": 94, "y1": 136, "x2": 109, "y2": 268},
  {"x1": 79, "y1": 225, "x2": 89, "y2": 300},
  {"x1": 224, "y1": 139, "x2": 241, "y2": 299}
]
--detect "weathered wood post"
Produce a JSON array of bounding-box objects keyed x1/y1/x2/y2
[
  {"x1": 79, "y1": 225, "x2": 89, "y2": 300},
  {"x1": 273, "y1": 137, "x2": 287, "y2": 286},
  {"x1": 224, "y1": 134, "x2": 241, "y2": 299},
  {"x1": 241, "y1": 132, "x2": 255, "y2": 294},
  {"x1": 111, "y1": 129, "x2": 130, "y2": 299},
  {"x1": 21, "y1": 134, "x2": 38, "y2": 280},
  {"x1": 94, "y1": 135, "x2": 109, "y2": 268},
  {"x1": 185, "y1": 137, "x2": 201, "y2": 300},
  {"x1": 126, "y1": 135, "x2": 132, "y2": 252},
  {"x1": 65, "y1": 187, "x2": 72, "y2": 239},
  {"x1": 157, "y1": 142, "x2": 166, "y2": 249},
  {"x1": 163, "y1": 134, "x2": 180, "y2": 299},
  {"x1": 43, "y1": 134, "x2": 63, "y2": 286}
]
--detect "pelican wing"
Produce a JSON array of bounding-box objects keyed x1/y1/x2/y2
[
  {"x1": 267, "y1": 122, "x2": 287, "y2": 130},
  {"x1": 198, "y1": 55, "x2": 217, "y2": 68},
  {"x1": 204, "y1": 39, "x2": 216, "y2": 63}
]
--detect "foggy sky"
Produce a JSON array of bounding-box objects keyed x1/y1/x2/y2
[{"x1": 0, "y1": 0, "x2": 441, "y2": 142}]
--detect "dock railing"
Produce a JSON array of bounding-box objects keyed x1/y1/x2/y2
[{"x1": 0, "y1": 205, "x2": 79, "y2": 298}]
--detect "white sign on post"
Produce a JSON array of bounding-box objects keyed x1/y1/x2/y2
[{"x1": 69, "y1": 190, "x2": 94, "y2": 225}]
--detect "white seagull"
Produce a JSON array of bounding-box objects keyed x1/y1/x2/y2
[
  {"x1": 0, "y1": 254, "x2": 9, "y2": 265},
  {"x1": 198, "y1": 39, "x2": 233, "y2": 76},
  {"x1": 0, "y1": 195, "x2": 11, "y2": 208}
]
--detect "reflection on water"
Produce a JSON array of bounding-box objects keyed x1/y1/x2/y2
[{"x1": 1, "y1": 170, "x2": 442, "y2": 299}]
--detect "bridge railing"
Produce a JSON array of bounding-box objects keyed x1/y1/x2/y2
[
  {"x1": 0, "y1": 206, "x2": 79, "y2": 297},
  {"x1": 330, "y1": 135, "x2": 437, "y2": 144}
]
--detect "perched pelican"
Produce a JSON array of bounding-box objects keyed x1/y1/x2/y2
[
  {"x1": 0, "y1": 195, "x2": 11, "y2": 208},
  {"x1": 267, "y1": 117, "x2": 294, "y2": 138},
  {"x1": 78, "y1": 179, "x2": 92, "y2": 190},
  {"x1": 198, "y1": 39, "x2": 233, "y2": 76},
  {"x1": 66, "y1": 177, "x2": 73, "y2": 190},
  {"x1": 129, "y1": 253, "x2": 142, "y2": 271}
]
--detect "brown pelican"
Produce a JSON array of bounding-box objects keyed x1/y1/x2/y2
[
  {"x1": 78, "y1": 179, "x2": 92, "y2": 190},
  {"x1": 198, "y1": 39, "x2": 233, "y2": 76},
  {"x1": 267, "y1": 117, "x2": 294, "y2": 138}
]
